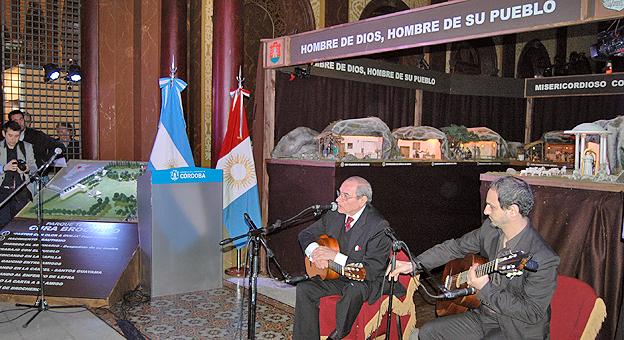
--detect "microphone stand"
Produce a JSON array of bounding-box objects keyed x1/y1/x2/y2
[
  {"x1": 219, "y1": 214, "x2": 292, "y2": 340},
  {"x1": 264, "y1": 204, "x2": 327, "y2": 235},
  {"x1": 384, "y1": 229, "x2": 404, "y2": 340},
  {"x1": 13, "y1": 153, "x2": 83, "y2": 328}
]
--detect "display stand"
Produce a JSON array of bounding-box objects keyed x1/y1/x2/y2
[{"x1": 138, "y1": 167, "x2": 223, "y2": 297}]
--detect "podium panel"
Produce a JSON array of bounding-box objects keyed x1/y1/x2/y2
[{"x1": 138, "y1": 168, "x2": 223, "y2": 297}]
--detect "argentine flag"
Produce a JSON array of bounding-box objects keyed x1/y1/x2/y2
[
  {"x1": 148, "y1": 77, "x2": 195, "y2": 170},
  {"x1": 216, "y1": 82, "x2": 262, "y2": 248}
]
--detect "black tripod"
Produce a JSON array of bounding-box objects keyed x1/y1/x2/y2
[
  {"x1": 1, "y1": 151, "x2": 84, "y2": 327},
  {"x1": 219, "y1": 213, "x2": 291, "y2": 340}
]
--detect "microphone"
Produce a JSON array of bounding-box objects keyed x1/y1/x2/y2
[
  {"x1": 311, "y1": 202, "x2": 338, "y2": 212},
  {"x1": 244, "y1": 212, "x2": 258, "y2": 230},
  {"x1": 36, "y1": 147, "x2": 63, "y2": 175},
  {"x1": 440, "y1": 287, "x2": 477, "y2": 299},
  {"x1": 46, "y1": 147, "x2": 62, "y2": 164},
  {"x1": 219, "y1": 237, "x2": 233, "y2": 246},
  {"x1": 285, "y1": 274, "x2": 309, "y2": 285},
  {"x1": 384, "y1": 227, "x2": 399, "y2": 242}
]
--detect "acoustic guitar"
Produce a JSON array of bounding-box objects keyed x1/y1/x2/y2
[
  {"x1": 435, "y1": 251, "x2": 533, "y2": 317},
  {"x1": 304, "y1": 234, "x2": 367, "y2": 281}
]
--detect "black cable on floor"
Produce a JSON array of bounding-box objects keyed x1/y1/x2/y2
[
  {"x1": 93, "y1": 286, "x2": 150, "y2": 340},
  {"x1": 0, "y1": 308, "x2": 36, "y2": 324}
]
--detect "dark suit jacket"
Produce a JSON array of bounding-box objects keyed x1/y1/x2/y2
[
  {"x1": 417, "y1": 219, "x2": 560, "y2": 340},
  {"x1": 23, "y1": 128, "x2": 66, "y2": 168},
  {"x1": 298, "y1": 204, "x2": 403, "y2": 303}
]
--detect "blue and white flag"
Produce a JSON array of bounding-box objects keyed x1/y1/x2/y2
[
  {"x1": 216, "y1": 74, "x2": 261, "y2": 248},
  {"x1": 148, "y1": 77, "x2": 194, "y2": 170}
]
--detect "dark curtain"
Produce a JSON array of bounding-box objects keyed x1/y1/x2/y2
[
  {"x1": 532, "y1": 95, "x2": 624, "y2": 139},
  {"x1": 275, "y1": 72, "x2": 415, "y2": 141},
  {"x1": 422, "y1": 92, "x2": 527, "y2": 142}
]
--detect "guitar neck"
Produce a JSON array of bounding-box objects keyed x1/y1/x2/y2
[
  {"x1": 455, "y1": 258, "x2": 498, "y2": 285},
  {"x1": 328, "y1": 260, "x2": 343, "y2": 275}
]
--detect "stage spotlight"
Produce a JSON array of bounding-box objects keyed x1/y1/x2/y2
[
  {"x1": 43, "y1": 63, "x2": 60, "y2": 82},
  {"x1": 66, "y1": 64, "x2": 81, "y2": 82}
]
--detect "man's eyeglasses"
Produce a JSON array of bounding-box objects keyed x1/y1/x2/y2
[{"x1": 336, "y1": 190, "x2": 357, "y2": 200}]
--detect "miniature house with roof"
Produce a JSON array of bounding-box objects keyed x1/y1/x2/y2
[
  {"x1": 524, "y1": 131, "x2": 575, "y2": 165},
  {"x1": 393, "y1": 126, "x2": 446, "y2": 160},
  {"x1": 461, "y1": 127, "x2": 503, "y2": 159}
]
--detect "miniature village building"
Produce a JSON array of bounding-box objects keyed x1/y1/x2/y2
[
  {"x1": 339, "y1": 135, "x2": 383, "y2": 159},
  {"x1": 397, "y1": 139, "x2": 442, "y2": 159}
]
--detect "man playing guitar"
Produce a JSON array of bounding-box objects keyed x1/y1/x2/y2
[
  {"x1": 293, "y1": 176, "x2": 403, "y2": 340},
  {"x1": 388, "y1": 176, "x2": 559, "y2": 340}
]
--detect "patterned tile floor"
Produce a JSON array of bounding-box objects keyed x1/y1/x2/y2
[
  {"x1": 92, "y1": 279, "x2": 436, "y2": 339},
  {"x1": 94, "y1": 281, "x2": 294, "y2": 340}
]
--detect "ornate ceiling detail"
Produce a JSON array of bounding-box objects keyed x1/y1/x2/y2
[
  {"x1": 350, "y1": 0, "x2": 368, "y2": 22},
  {"x1": 243, "y1": 0, "x2": 315, "y2": 122},
  {"x1": 309, "y1": 0, "x2": 321, "y2": 29}
]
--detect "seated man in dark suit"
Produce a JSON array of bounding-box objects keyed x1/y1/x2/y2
[
  {"x1": 388, "y1": 176, "x2": 559, "y2": 340},
  {"x1": 294, "y1": 176, "x2": 399, "y2": 340}
]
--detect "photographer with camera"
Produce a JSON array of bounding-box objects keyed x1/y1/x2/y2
[{"x1": 0, "y1": 121, "x2": 37, "y2": 228}]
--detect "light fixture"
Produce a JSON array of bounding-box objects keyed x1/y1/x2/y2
[
  {"x1": 43, "y1": 63, "x2": 60, "y2": 82},
  {"x1": 66, "y1": 64, "x2": 81, "y2": 82},
  {"x1": 590, "y1": 22, "x2": 624, "y2": 61},
  {"x1": 42, "y1": 62, "x2": 81, "y2": 84}
]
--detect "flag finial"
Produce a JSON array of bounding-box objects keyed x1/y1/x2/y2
[
  {"x1": 236, "y1": 65, "x2": 244, "y2": 89},
  {"x1": 170, "y1": 56, "x2": 177, "y2": 80}
]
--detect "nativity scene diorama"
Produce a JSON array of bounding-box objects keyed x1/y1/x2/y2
[
  {"x1": 271, "y1": 115, "x2": 624, "y2": 183},
  {"x1": 524, "y1": 131, "x2": 575, "y2": 166}
]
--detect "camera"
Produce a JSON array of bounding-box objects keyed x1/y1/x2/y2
[{"x1": 16, "y1": 159, "x2": 27, "y2": 172}]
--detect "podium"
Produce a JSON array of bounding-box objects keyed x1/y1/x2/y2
[{"x1": 138, "y1": 167, "x2": 223, "y2": 297}]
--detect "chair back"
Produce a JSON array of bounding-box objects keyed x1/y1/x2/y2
[{"x1": 550, "y1": 275, "x2": 606, "y2": 340}]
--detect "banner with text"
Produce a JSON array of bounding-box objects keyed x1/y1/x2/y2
[
  {"x1": 268, "y1": 0, "x2": 581, "y2": 67},
  {"x1": 310, "y1": 58, "x2": 449, "y2": 92},
  {"x1": 290, "y1": 58, "x2": 524, "y2": 98},
  {"x1": 525, "y1": 73, "x2": 624, "y2": 97},
  {"x1": 0, "y1": 220, "x2": 138, "y2": 298}
]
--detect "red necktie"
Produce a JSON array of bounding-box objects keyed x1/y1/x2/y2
[{"x1": 345, "y1": 216, "x2": 354, "y2": 232}]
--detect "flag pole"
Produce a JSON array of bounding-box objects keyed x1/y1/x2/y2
[
  {"x1": 225, "y1": 65, "x2": 248, "y2": 278},
  {"x1": 237, "y1": 65, "x2": 244, "y2": 139}
]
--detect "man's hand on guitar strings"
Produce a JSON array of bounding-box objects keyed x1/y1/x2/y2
[
  {"x1": 467, "y1": 263, "x2": 489, "y2": 290},
  {"x1": 311, "y1": 246, "x2": 338, "y2": 269}
]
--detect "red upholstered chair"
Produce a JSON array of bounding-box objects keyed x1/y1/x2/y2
[
  {"x1": 550, "y1": 275, "x2": 606, "y2": 340},
  {"x1": 319, "y1": 251, "x2": 418, "y2": 340}
]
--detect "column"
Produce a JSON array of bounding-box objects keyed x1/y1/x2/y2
[
  {"x1": 80, "y1": 0, "x2": 99, "y2": 159},
  {"x1": 211, "y1": 0, "x2": 243, "y2": 166}
]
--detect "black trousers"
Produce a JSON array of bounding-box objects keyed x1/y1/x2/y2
[
  {"x1": 293, "y1": 276, "x2": 371, "y2": 339},
  {"x1": 0, "y1": 188, "x2": 30, "y2": 228},
  {"x1": 418, "y1": 308, "x2": 505, "y2": 340}
]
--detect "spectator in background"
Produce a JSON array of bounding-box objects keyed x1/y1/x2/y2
[
  {"x1": 8, "y1": 110, "x2": 66, "y2": 172},
  {"x1": 55, "y1": 122, "x2": 79, "y2": 160},
  {"x1": 0, "y1": 121, "x2": 36, "y2": 227}
]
